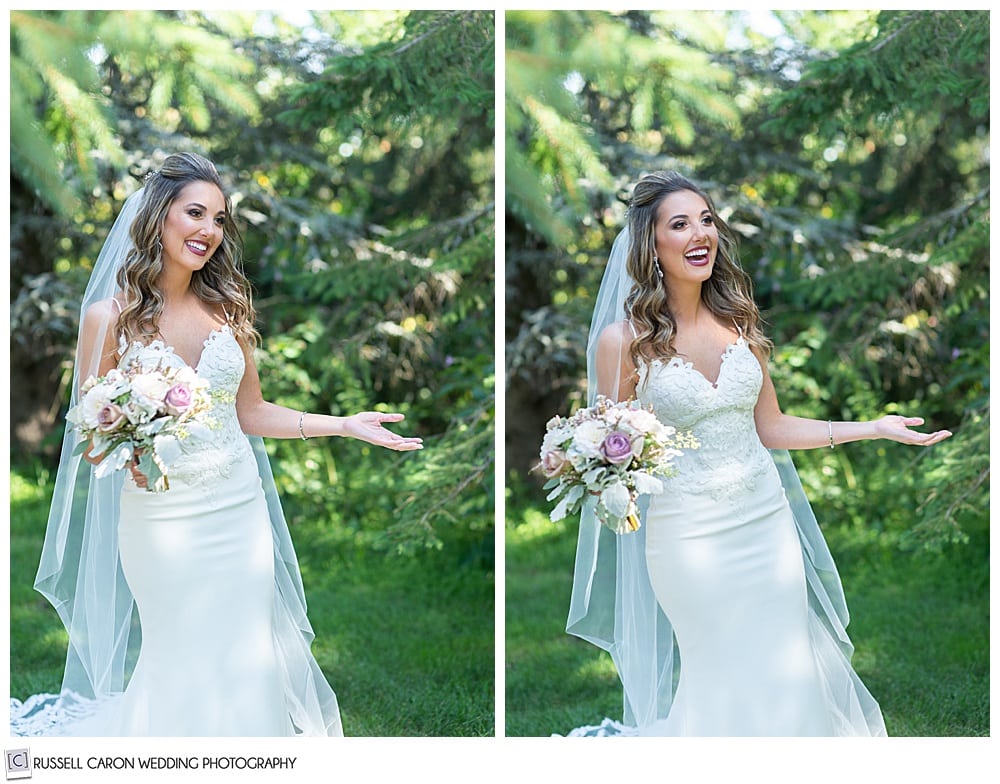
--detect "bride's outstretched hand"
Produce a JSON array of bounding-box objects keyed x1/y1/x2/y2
[
  {"x1": 874, "y1": 415, "x2": 952, "y2": 446},
  {"x1": 344, "y1": 412, "x2": 423, "y2": 451}
]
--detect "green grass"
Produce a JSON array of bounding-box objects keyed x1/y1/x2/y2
[
  {"x1": 9, "y1": 463, "x2": 494, "y2": 737},
  {"x1": 505, "y1": 478, "x2": 989, "y2": 737}
]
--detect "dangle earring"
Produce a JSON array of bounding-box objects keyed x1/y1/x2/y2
[{"x1": 654, "y1": 257, "x2": 663, "y2": 280}]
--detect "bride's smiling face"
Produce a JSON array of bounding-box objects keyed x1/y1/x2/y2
[
  {"x1": 159, "y1": 181, "x2": 226, "y2": 273},
  {"x1": 652, "y1": 189, "x2": 719, "y2": 288}
]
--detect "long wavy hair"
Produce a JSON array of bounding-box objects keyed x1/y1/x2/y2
[
  {"x1": 115, "y1": 152, "x2": 259, "y2": 350},
  {"x1": 624, "y1": 170, "x2": 771, "y2": 367}
]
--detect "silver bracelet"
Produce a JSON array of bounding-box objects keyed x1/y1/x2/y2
[
  {"x1": 298, "y1": 411, "x2": 309, "y2": 441},
  {"x1": 828, "y1": 420, "x2": 835, "y2": 449}
]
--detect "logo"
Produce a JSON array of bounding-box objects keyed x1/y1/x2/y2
[{"x1": 4, "y1": 749, "x2": 31, "y2": 780}]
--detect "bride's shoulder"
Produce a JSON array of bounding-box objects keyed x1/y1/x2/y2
[
  {"x1": 82, "y1": 295, "x2": 124, "y2": 324},
  {"x1": 80, "y1": 296, "x2": 126, "y2": 351},
  {"x1": 594, "y1": 320, "x2": 640, "y2": 372},
  {"x1": 595, "y1": 320, "x2": 637, "y2": 353},
  {"x1": 597, "y1": 319, "x2": 635, "y2": 343}
]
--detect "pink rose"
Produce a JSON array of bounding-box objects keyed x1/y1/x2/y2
[
  {"x1": 163, "y1": 383, "x2": 193, "y2": 416},
  {"x1": 599, "y1": 431, "x2": 635, "y2": 465},
  {"x1": 96, "y1": 403, "x2": 126, "y2": 433},
  {"x1": 541, "y1": 449, "x2": 569, "y2": 478}
]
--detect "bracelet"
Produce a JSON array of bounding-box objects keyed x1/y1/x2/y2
[
  {"x1": 827, "y1": 420, "x2": 835, "y2": 449},
  {"x1": 298, "y1": 411, "x2": 309, "y2": 441}
]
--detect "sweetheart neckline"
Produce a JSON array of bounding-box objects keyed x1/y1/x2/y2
[
  {"x1": 122, "y1": 325, "x2": 232, "y2": 372},
  {"x1": 646, "y1": 337, "x2": 747, "y2": 390}
]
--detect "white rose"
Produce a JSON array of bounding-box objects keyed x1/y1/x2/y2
[
  {"x1": 621, "y1": 407, "x2": 659, "y2": 433},
  {"x1": 171, "y1": 365, "x2": 209, "y2": 392},
  {"x1": 101, "y1": 369, "x2": 130, "y2": 398},
  {"x1": 77, "y1": 384, "x2": 116, "y2": 429},
  {"x1": 541, "y1": 423, "x2": 573, "y2": 457},
  {"x1": 130, "y1": 372, "x2": 171, "y2": 402},
  {"x1": 600, "y1": 480, "x2": 631, "y2": 518},
  {"x1": 572, "y1": 419, "x2": 607, "y2": 458},
  {"x1": 126, "y1": 372, "x2": 171, "y2": 421}
]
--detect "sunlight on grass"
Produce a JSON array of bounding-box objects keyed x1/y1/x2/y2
[
  {"x1": 850, "y1": 647, "x2": 878, "y2": 675},
  {"x1": 506, "y1": 503, "x2": 569, "y2": 545},
  {"x1": 575, "y1": 653, "x2": 619, "y2": 681},
  {"x1": 827, "y1": 521, "x2": 903, "y2": 552},
  {"x1": 10, "y1": 470, "x2": 48, "y2": 504},
  {"x1": 42, "y1": 627, "x2": 69, "y2": 648}
]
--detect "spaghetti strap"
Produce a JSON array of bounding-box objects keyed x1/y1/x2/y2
[
  {"x1": 626, "y1": 319, "x2": 638, "y2": 338},
  {"x1": 111, "y1": 298, "x2": 127, "y2": 355},
  {"x1": 733, "y1": 320, "x2": 743, "y2": 338}
]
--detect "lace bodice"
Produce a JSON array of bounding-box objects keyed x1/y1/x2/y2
[
  {"x1": 637, "y1": 338, "x2": 773, "y2": 501},
  {"x1": 117, "y1": 326, "x2": 252, "y2": 488}
]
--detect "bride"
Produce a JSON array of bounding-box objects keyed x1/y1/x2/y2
[
  {"x1": 564, "y1": 170, "x2": 951, "y2": 736},
  {"x1": 10, "y1": 152, "x2": 423, "y2": 737}
]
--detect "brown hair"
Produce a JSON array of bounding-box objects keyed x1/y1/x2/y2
[
  {"x1": 115, "y1": 152, "x2": 259, "y2": 350},
  {"x1": 624, "y1": 170, "x2": 771, "y2": 366}
]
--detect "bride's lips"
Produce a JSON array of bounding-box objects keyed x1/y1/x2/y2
[
  {"x1": 185, "y1": 240, "x2": 210, "y2": 257},
  {"x1": 684, "y1": 246, "x2": 712, "y2": 267}
]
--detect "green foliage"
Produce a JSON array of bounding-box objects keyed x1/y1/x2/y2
[
  {"x1": 766, "y1": 11, "x2": 989, "y2": 135},
  {"x1": 281, "y1": 11, "x2": 493, "y2": 136},
  {"x1": 10, "y1": 10, "x2": 259, "y2": 215},
  {"x1": 247, "y1": 11, "x2": 496, "y2": 557}
]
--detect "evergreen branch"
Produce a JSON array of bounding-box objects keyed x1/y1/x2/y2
[{"x1": 391, "y1": 10, "x2": 468, "y2": 57}]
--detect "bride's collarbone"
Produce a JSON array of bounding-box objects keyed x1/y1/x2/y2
[
  {"x1": 671, "y1": 332, "x2": 740, "y2": 366},
  {"x1": 150, "y1": 312, "x2": 228, "y2": 364}
]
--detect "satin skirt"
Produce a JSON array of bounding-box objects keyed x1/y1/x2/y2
[
  {"x1": 110, "y1": 454, "x2": 290, "y2": 736},
  {"x1": 642, "y1": 465, "x2": 865, "y2": 736}
]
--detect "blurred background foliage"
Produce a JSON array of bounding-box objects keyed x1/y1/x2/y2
[
  {"x1": 505, "y1": 9, "x2": 988, "y2": 553},
  {"x1": 11, "y1": 9, "x2": 495, "y2": 561}
]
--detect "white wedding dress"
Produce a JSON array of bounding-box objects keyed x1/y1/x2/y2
[
  {"x1": 568, "y1": 334, "x2": 885, "y2": 737},
  {"x1": 11, "y1": 326, "x2": 343, "y2": 737}
]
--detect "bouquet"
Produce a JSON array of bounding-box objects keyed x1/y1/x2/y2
[
  {"x1": 537, "y1": 395, "x2": 699, "y2": 534},
  {"x1": 67, "y1": 359, "x2": 215, "y2": 492}
]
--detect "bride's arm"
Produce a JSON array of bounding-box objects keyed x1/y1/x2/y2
[
  {"x1": 595, "y1": 321, "x2": 638, "y2": 403},
  {"x1": 78, "y1": 298, "x2": 131, "y2": 468},
  {"x1": 234, "y1": 339, "x2": 423, "y2": 451},
  {"x1": 751, "y1": 347, "x2": 952, "y2": 449},
  {"x1": 78, "y1": 298, "x2": 121, "y2": 381}
]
